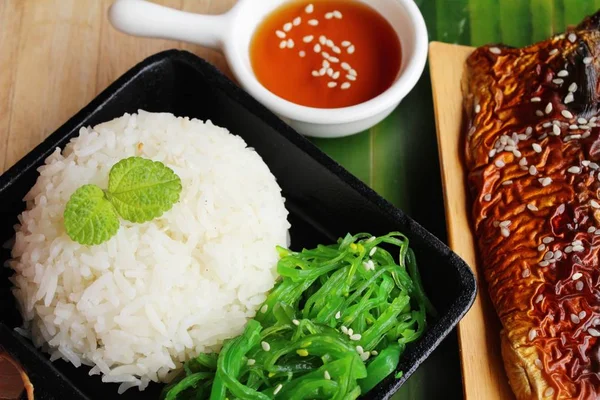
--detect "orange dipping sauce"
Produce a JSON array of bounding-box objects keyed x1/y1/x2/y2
[{"x1": 250, "y1": 0, "x2": 402, "y2": 109}]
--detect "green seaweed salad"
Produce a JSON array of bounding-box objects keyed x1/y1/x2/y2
[{"x1": 162, "y1": 232, "x2": 435, "y2": 400}]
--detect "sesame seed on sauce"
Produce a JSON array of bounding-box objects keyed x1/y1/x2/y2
[
  {"x1": 489, "y1": 47, "x2": 501, "y2": 54},
  {"x1": 561, "y1": 110, "x2": 574, "y2": 119},
  {"x1": 251, "y1": 1, "x2": 400, "y2": 107},
  {"x1": 557, "y1": 70, "x2": 569, "y2": 77},
  {"x1": 568, "y1": 82, "x2": 578, "y2": 92},
  {"x1": 549, "y1": 49, "x2": 559, "y2": 55},
  {"x1": 568, "y1": 33, "x2": 577, "y2": 43},
  {"x1": 565, "y1": 93, "x2": 574, "y2": 104},
  {"x1": 529, "y1": 165, "x2": 538, "y2": 175},
  {"x1": 584, "y1": 56, "x2": 593, "y2": 65},
  {"x1": 535, "y1": 294, "x2": 544, "y2": 303},
  {"x1": 589, "y1": 328, "x2": 600, "y2": 337},
  {"x1": 545, "y1": 102, "x2": 553, "y2": 114},
  {"x1": 528, "y1": 204, "x2": 539, "y2": 211},
  {"x1": 540, "y1": 177, "x2": 552, "y2": 187},
  {"x1": 531, "y1": 97, "x2": 541, "y2": 102}
]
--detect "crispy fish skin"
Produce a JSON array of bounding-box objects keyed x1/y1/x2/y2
[{"x1": 463, "y1": 13, "x2": 600, "y2": 400}]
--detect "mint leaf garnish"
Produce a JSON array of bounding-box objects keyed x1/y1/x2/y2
[
  {"x1": 106, "y1": 157, "x2": 182, "y2": 223},
  {"x1": 63, "y1": 157, "x2": 182, "y2": 246},
  {"x1": 64, "y1": 185, "x2": 120, "y2": 245}
]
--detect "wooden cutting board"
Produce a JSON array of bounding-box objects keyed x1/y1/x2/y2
[{"x1": 428, "y1": 41, "x2": 515, "y2": 400}]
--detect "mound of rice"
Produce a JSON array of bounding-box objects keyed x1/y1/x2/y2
[{"x1": 9, "y1": 111, "x2": 290, "y2": 392}]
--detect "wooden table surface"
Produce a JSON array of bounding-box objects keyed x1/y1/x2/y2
[{"x1": 0, "y1": 0, "x2": 234, "y2": 176}]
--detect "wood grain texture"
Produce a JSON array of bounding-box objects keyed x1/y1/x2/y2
[
  {"x1": 0, "y1": 0, "x2": 24, "y2": 173},
  {"x1": 428, "y1": 41, "x2": 514, "y2": 400},
  {"x1": 0, "y1": 0, "x2": 236, "y2": 177}
]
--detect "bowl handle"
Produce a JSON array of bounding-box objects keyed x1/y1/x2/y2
[{"x1": 108, "y1": 0, "x2": 229, "y2": 50}]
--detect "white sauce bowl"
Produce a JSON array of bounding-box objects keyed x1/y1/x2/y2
[{"x1": 109, "y1": 0, "x2": 428, "y2": 138}]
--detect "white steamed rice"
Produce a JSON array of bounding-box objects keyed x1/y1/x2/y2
[{"x1": 8, "y1": 111, "x2": 290, "y2": 392}]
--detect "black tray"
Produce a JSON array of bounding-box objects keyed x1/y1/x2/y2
[{"x1": 0, "y1": 50, "x2": 476, "y2": 400}]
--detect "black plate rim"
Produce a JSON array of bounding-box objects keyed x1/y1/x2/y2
[{"x1": 0, "y1": 49, "x2": 477, "y2": 399}]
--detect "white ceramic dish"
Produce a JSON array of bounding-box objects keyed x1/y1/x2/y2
[{"x1": 108, "y1": 0, "x2": 428, "y2": 138}]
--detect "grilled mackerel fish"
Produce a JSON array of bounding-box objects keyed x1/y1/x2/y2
[{"x1": 463, "y1": 13, "x2": 600, "y2": 400}]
